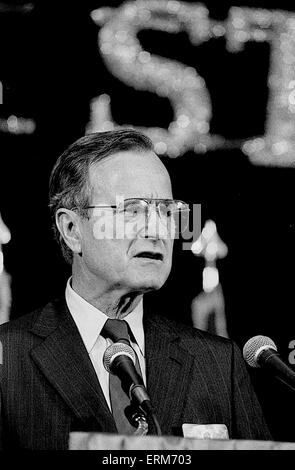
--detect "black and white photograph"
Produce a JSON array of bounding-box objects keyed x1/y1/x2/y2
[{"x1": 1, "y1": 0, "x2": 295, "y2": 458}]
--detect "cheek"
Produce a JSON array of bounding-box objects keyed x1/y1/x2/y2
[
  {"x1": 91, "y1": 214, "x2": 134, "y2": 246},
  {"x1": 92, "y1": 212, "x2": 117, "y2": 241},
  {"x1": 83, "y1": 235, "x2": 130, "y2": 274}
]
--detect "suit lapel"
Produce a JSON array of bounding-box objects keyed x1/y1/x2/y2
[
  {"x1": 144, "y1": 313, "x2": 195, "y2": 435},
  {"x1": 30, "y1": 299, "x2": 117, "y2": 433},
  {"x1": 29, "y1": 300, "x2": 196, "y2": 435}
]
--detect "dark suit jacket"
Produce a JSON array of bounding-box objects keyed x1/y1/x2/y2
[{"x1": 0, "y1": 298, "x2": 271, "y2": 449}]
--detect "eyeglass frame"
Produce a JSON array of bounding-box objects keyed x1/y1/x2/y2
[
  {"x1": 75, "y1": 198, "x2": 190, "y2": 231},
  {"x1": 84, "y1": 197, "x2": 188, "y2": 215}
]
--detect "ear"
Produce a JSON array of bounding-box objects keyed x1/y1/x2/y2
[{"x1": 55, "y1": 208, "x2": 82, "y2": 255}]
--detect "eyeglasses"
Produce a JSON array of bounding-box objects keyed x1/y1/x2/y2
[{"x1": 84, "y1": 198, "x2": 190, "y2": 235}]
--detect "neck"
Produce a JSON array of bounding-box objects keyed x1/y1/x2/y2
[{"x1": 71, "y1": 275, "x2": 143, "y2": 319}]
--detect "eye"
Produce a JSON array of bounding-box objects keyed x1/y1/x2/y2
[
  {"x1": 123, "y1": 202, "x2": 143, "y2": 218},
  {"x1": 160, "y1": 203, "x2": 173, "y2": 218},
  {"x1": 166, "y1": 208, "x2": 173, "y2": 217}
]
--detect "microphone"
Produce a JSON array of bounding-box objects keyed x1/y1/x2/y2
[
  {"x1": 243, "y1": 335, "x2": 295, "y2": 393},
  {"x1": 103, "y1": 342, "x2": 153, "y2": 417}
]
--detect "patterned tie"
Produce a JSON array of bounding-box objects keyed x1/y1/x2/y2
[{"x1": 101, "y1": 319, "x2": 142, "y2": 434}]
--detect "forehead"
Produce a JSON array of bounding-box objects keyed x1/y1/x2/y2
[{"x1": 89, "y1": 150, "x2": 173, "y2": 200}]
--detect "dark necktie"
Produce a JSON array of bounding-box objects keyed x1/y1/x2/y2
[{"x1": 101, "y1": 319, "x2": 143, "y2": 434}]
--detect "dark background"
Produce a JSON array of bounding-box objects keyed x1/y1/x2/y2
[{"x1": 1, "y1": 0, "x2": 295, "y2": 441}]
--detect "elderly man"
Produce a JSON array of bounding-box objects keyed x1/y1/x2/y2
[{"x1": 0, "y1": 129, "x2": 271, "y2": 449}]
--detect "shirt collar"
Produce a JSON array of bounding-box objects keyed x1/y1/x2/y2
[{"x1": 65, "y1": 278, "x2": 145, "y2": 356}]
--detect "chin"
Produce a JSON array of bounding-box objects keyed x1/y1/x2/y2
[
  {"x1": 130, "y1": 273, "x2": 169, "y2": 293},
  {"x1": 125, "y1": 263, "x2": 171, "y2": 293}
]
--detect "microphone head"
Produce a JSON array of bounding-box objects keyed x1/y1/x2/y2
[
  {"x1": 243, "y1": 335, "x2": 277, "y2": 368},
  {"x1": 103, "y1": 342, "x2": 136, "y2": 373}
]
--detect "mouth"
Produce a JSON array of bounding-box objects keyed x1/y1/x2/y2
[{"x1": 134, "y1": 251, "x2": 164, "y2": 261}]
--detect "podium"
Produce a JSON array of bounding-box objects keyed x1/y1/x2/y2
[{"x1": 69, "y1": 433, "x2": 295, "y2": 450}]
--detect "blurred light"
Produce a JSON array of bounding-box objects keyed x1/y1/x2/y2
[
  {"x1": 139, "y1": 8, "x2": 151, "y2": 21},
  {"x1": 90, "y1": 0, "x2": 213, "y2": 156},
  {"x1": 89, "y1": 2, "x2": 295, "y2": 165},
  {"x1": 229, "y1": 6, "x2": 295, "y2": 166},
  {"x1": 0, "y1": 116, "x2": 36, "y2": 135},
  {"x1": 167, "y1": 1, "x2": 180, "y2": 13},
  {"x1": 243, "y1": 137, "x2": 265, "y2": 154},
  {"x1": 272, "y1": 140, "x2": 290, "y2": 155},
  {"x1": 177, "y1": 115, "x2": 190, "y2": 128},
  {"x1": 212, "y1": 25, "x2": 226, "y2": 37},
  {"x1": 115, "y1": 30, "x2": 128, "y2": 42},
  {"x1": 235, "y1": 31, "x2": 249, "y2": 42},
  {"x1": 206, "y1": 241, "x2": 218, "y2": 258},
  {"x1": 232, "y1": 17, "x2": 245, "y2": 28},
  {"x1": 203, "y1": 220, "x2": 216, "y2": 240},
  {"x1": 194, "y1": 143, "x2": 207, "y2": 153},
  {"x1": 138, "y1": 51, "x2": 151, "y2": 63},
  {"x1": 191, "y1": 238, "x2": 203, "y2": 255},
  {"x1": 197, "y1": 121, "x2": 209, "y2": 133},
  {"x1": 154, "y1": 142, "x2": 168, "y2": 154},
  {"x1": 7, "y1": 115, "x2": 19, "y2": 133},
  {"x1": 203, "y1": 266, "x2": 219, "y2": 292},
  {"x1": 0, "y1": 230, "x2": 11, "y2": 245}
]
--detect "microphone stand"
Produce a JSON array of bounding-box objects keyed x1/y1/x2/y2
[
  {"x1": 126, "y1": 404, "x2": 162, "y2": 436},
  {"x1": 132, "y1": 413, "x2": 149, "y2": 436},
  {"x1": 105, "y1": 344, "x2": 163, "y2": 436},
  {"x1": 125, "y1": 404, "x2": 149, "y2": 435}
]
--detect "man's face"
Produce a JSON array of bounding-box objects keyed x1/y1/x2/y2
[{"x1": 76, "y1": 150, "x2": 174, "y2": 295}]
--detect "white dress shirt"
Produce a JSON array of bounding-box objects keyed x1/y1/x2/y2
[{"x1": 65, "y1": 278, "x2": 146, "y2": 410}]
